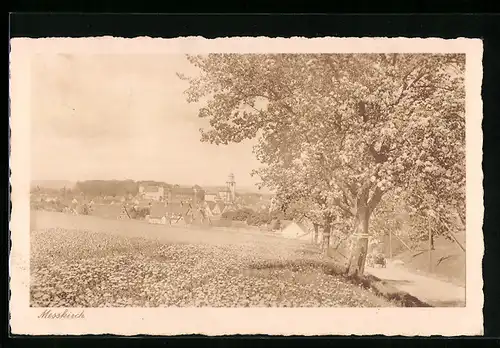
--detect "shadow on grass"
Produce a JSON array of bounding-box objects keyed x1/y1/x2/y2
[
  {"x1": 249, "y1": 258, "x2": 346, "y2": 275},
  {"x1": 354, "y1": 274, "x2": 432, "y2": 307},
  {"x1": 298, "y1": 249, "x2": 322, "y2": 256},
  {"x1": 381, "y1": 279, "x2": 414, "y2": 285},
  {"x1": 247, "y1": 258, "x2": 433, "y2": 308}
]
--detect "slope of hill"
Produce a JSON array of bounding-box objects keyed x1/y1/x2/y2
[{"x1": 395, "y1": 234, "x2": 466, "y2": 287}]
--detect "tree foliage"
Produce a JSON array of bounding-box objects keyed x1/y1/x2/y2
[
  {"x1": 75, "y1": 180, "x2": 139, "y2": 198},
  {"x1": 74, "y1": 180, "x2": 178, "y2": 199},
  {"x1": 179, "y1": 53, "x2": 465, "y2": 275},
  {"x1": 129, "y1": 206, "x2": 151, "y2": 220},
  {"x1": 221, "y1": 207, "x2": 280, "y2": 227}
]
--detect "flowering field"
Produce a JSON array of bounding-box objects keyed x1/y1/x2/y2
[{"x1": 30, "y1": 211, "x2": 395, "y2": 308}]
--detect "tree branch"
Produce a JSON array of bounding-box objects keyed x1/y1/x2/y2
[
  {"x1": 324, "y1": 56, "x2": 342, "y2": 81},
  {"x1": 368, "y1": 187, "x2": 384, "y2": 214},
  {"x1": 332, "y1": 176, "x2": 355, "y2": 208},
  {"x1": 358, "y1": 164, "x2": 382, "y2": 196},
  {"x1": 390, "y1": 63, "x2": 430, "y2": 108},
  {"x1": 391, "y1": 54, "x2": 397, "y2": 66},
  {"x1": 341, "y1": 191, "x2": 350, "y2": 207},
  {"x1": 380, "y1": 54, "x2": 388, "y2": 65},
  {"x1": 333, "y1": 198, "x2": 355, "y2": 216}
]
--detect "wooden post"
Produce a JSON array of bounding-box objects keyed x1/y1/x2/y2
[
  {"x1": 393, "y1": 233, "x2": 412, "y2": 252},
  {"x1": 442, "y1": 220, "x2": 466, "y2": 252}
]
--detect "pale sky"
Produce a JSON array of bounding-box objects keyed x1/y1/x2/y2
[{"x1": 30, "y1": 54, "x2": 264, "y2": 189}]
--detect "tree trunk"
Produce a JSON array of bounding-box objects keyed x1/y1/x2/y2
[
  {"x1": 313, "y1": 223, "x2": 319, "y2": 244},
  {"x1": 347, "y1": 205, "x2": 370, "y2": 277},
  {"x1": 321, "y1": 217, "x2": 333, "y2": 255}
]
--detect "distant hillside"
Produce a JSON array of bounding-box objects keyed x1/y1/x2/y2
[
  {"x1": 395, "y1": 233, "x2": 466, "y2": 287},
  {"x1": 30, "y1": 179, "x2": 275, "y2": 198},
  {"x1": 31, "y1": 180, "x2": 76, "y2": 190}
]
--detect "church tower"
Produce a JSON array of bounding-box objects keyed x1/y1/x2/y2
[{"x1": 226, "y1": 173, "x2": 236, "y2": 203}]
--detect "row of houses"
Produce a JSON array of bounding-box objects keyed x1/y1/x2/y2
[
  {"x1": 146, "y1": 201, "x2": 238, "y2": 225},
  {"x1": 84, "y1": 199, "x2": 236, "y2": 225},
  {"x1": 57, "y1": 182, "x2": 269, "y2": 212},
  {"x1": 138, "y1": 178, "x2": 262, "y2": 207},
  {"x1": 138, "y1": 184, "x2": 206, "y2": 203},
  {"x1": 35, "y1": 188, "x2": 234, "y2": 224}
]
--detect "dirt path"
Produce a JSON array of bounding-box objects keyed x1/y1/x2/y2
[{"x1": 366, "y1": 263, "x2": 466, "y2": 307}]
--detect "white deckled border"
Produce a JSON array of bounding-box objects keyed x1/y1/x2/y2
[{"x1": 9, "y1": 37, "x2": 484, "y2": 336}]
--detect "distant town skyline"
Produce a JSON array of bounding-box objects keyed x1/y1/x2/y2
[
  {"x1": 30, "y1": 179, "x2": 273, "y2": 194},
  {"x1": 30, "y1": 54, "x2": 266, "y2": 191}
]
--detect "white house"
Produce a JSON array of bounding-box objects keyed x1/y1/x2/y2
[
  {"x1": 148, "y1": 215, "x2": 167, "y2": 225},
  {"x1": 280, "y1": 221, "x2": 313, "y2": 242},
  {"x1": 205, "y1": 193, "x2": 218, "y2": 202},
  {"x1": 139, "y1": 185, "x2": 165, "y2": 202}
]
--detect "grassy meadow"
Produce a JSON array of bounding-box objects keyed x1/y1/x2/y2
[{"x1": 30, "y1": 210, "x2": 396, "y2": 308}]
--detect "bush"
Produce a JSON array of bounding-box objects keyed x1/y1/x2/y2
[
  {"x1": 221, "y1": 211, "x2": 235, "y2": 220},
  {"x1": 246, "y1": 211, "x2": 271, "y2": 227},
  {"x1": 130, "y1": 207, "x2": 150, "y2": 220},
  {"x1": 81, "y1": 204, "x2": 91, "y2": 215},
  {"x1": 269, "y1": 219, "x2": 281, "y2": 231},
  {"x1": 221, "y1": 208, "x2": 252, "y2": 221}
]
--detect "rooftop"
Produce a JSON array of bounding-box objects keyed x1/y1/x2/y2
[{"x1": 142, "y1": 185, "x2": 161, "y2": 193}]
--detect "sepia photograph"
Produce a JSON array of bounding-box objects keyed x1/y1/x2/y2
[{"x1": 9, "y1": 37, "x2": 483, "y2": 336}]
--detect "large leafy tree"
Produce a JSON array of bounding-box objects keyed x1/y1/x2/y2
[{"x1": 179, "y1": 53, "x2": 465, "y2": 276}]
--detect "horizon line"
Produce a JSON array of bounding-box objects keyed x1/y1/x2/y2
[{"x1": 30, "y1": 179, "x2": 275, "y2": 193}]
